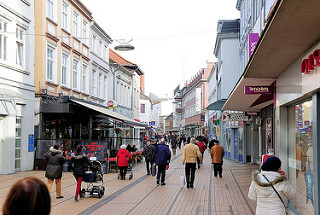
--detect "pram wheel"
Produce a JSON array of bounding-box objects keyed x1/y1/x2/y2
[
  {"x1": 118, "y1": 174, "x2": 121, "y2": 179},
  {"x1": 98, "y1": 190, "x2": 103, "y2": 198},
  {"x1": 129, "y1": 174, "x2": 133, "y2": 180}
]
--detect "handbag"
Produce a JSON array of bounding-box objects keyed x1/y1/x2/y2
[
  {"x1": 166, "y1": 164, "x2": 169, "y2": 170},
  {"x1": 262, "y1": 175, "x2": 288, "y2": 214}
]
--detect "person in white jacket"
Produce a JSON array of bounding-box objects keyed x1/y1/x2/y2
[{"x1": 248, "y1": 156, "x2": 295, "y2": 215}]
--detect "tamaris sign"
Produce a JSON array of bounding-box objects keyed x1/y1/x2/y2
[{"x1": 301, "y1": 49, "x2": 320, "y2": 74}]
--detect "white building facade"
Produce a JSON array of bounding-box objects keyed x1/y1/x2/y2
[
  {"x1": 0, "y1": 0, "x2": 35, "y2": 174},
  {"x1": 90, "y1": 21, "x2": 112, "y2": 105}
]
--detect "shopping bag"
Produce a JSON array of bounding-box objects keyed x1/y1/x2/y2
[
  {"x1": 151, "y1": 163, "x2": 156, "y2": 176},
  {"x1": 166, "y1": 164, "x2": 170, "y2": 170},
  {"x1": 180, "y1": 174, "x2": 185, "y2": 187}
]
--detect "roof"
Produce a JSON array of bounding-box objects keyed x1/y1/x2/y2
[
  {"x1": 217, "y1": 19, "x2": 240, "y2": 34},
  {"x1": 109, "y1": 49, "x2": 144, "y2": 75}
]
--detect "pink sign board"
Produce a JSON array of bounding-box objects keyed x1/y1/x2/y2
[{"x1": 249, "y1": 33, "x2": 259, "y2": 58}]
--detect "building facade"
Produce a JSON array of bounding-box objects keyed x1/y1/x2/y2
[
  {"x1": 90, "y1": 21, "x2": 112, "y2": 105},
  {"x1": 0, "y1": 0, "x2": 35, "y2": 174},
  {"x1": 223, "y1": 1, "x2": 320, "y2": 214}
]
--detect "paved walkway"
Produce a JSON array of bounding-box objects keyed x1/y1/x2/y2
[{"x1": 0, "y1": 147, "x2": 259, "y2": 215}]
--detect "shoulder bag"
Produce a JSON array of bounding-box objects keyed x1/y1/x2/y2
[{"x1": 262, "y1": 175, "x2": 288, "y2": 215}]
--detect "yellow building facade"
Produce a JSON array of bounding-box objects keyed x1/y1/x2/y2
[{"x1": 35, "y1": 0, "x2": 92, "y2": 100}]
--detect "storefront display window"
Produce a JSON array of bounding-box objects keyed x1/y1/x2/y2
[{"x1": 288, "y1": 100, "x2": 314, "y2": 214}]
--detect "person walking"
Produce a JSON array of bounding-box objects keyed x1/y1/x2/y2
[
  {"x1": 210, "y1": 140, "x2": 224, "y2": 177},
  {"x1": 197, "y1": 137, "x2": 206, "y2": 168},
  {"x1": 143, "y1": 140, "x2": 155, "y2": 175},
  {"x1": 248, "y1": 156, "x2": 295, "y2": 215},
  {"x1": 171, "y1": 136, "x2": 177, "y2": 156},
  {"x1": 182, "y1": 137, "x2": 202, "y2": 188},
  {"x1": 44, "y1": 144, "x2": 66, "y2": 199},
  {"x1": 116, "y1": 145, "x2": 132, "y2": 180},
  {"x1": 153, "y1": 138, "x2": 171, "y2": 185},
  {"x1": 71, "y1": 145, "x2": 91, "y2": 202},
  {"x1": 2, "y1": 177, "x2": 51, "y2": 215}
]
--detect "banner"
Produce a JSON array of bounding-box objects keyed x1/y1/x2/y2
[{"x1": 249, "y1": 33, "x2": 259, "y2": 58}]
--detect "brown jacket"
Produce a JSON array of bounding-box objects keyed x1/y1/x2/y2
[
  {"x1": 210, "y1": 145, "x2": 224, "y2": 163},
  {"x1": 182, "y1": 143, "x2": 202, "y2": 164}
]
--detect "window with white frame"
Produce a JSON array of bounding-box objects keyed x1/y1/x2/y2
[
  {"x1": 0, "y1": 19, "x2": 7, "y2": 61},
  {"x1": 92, "y1": 35, "x2": 96, "y2": 53},
  {"x1": 16, "y1": 27, "x2": 24, "y2": 67},
  {"x1": 82, "y1": 63, "x2": 87, "y2": 93},
  {"x1": 82, "y1": 19, "x2": 88, "y2": 45},
  {"x1": 61, "y1": 53, "x2": 69, "y2": 86},
  {"x1": 73, "y1": 11, "x2": 79, "y2": 37},
  {"x1": 104, "y1": 45, "x2": 107, "y2": 59},
  {"x1": 72, "y1": 58, "x2": 79, "y2": 89},
  {"x1": 46, "y1": 46, "x2": 54, "y2": 81},
  {"x1": 47, "y1": 0, "x2": 54, "y2": 19},
  {"x1": 92, "y1": 69, "x2": 96, "y2": 96},
  {"x1": 103, "y1": 76, "x2": 107, "y2": 99},
  {"x1": 98, "y1": 73, "x2": 102, "y2": 97},
  {"x1": 15, "y1": 116, "x2": 22, "y2": 169},
  {"x1": 98, "y1": 40, "x2": 102, "y2": 57},
  {"x1": 62, "y1": 1, "x2": 69, "y2": 30}
]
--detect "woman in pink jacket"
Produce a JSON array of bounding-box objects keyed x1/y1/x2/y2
[{"x1": 116, "y1": 145, "x2": 132, "y2": 180}]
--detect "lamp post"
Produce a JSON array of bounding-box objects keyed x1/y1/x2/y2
[{"x1": 114, "y1": 39, "x2": 134, "y2": 51}]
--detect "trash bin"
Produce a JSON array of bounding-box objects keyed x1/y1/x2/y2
[
  {"x1": 63, "y1": 162, "x2": 69, "y2": 172},
  {"x1": 102, "y1": 163, "x2": 108, "y2": 174}
]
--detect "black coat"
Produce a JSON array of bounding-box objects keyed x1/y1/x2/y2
[
  {"x1": 171, "y1": 139, "x2": 177, "y2": 149},
  {"x1": 45, "y1": 147, "x2": 66, "y2": 180},
  {"x1": 71, "y1": 152, "x2": 91, "y2": 177},
  {"x1": 143, "y1": 144, "x2": 155, "y2": 161}
]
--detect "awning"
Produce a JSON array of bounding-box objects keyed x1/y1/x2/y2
[
  {"x1": 223, "y1": 78, "x2": 275, "y2": 112},
  {"x1": 70, "y1": 98, "x2": 148, "y2": 128},
  {"x1": 207, "y1": 99, "x2": 227, "y2": 111}
]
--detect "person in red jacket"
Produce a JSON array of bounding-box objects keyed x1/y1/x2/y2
[{"x1": 116, "y1": 145, "x2": 132, "y2": 180}]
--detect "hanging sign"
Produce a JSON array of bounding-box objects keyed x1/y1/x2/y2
[
  {"x1": 28, "y1": 134, "x2": 34, "y2": 152},
  {"x1": 223, "y1": 113, "x2": 252, "y2": 121},
  {"x1": 107, "y1": 100, "x2": 117, "y2": 109},
  {"x1": 244, "y1": 86, "x2": 273, "y2": 94},
  {"x1": 249, "y1": 33, "x2": 259, "y2": 58}
]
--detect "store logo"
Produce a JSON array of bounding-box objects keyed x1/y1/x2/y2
[
  {"x1": 301, "y1": 49, "x2": 320, "y2": 74},
  {"x1": 107, "y1": 100, "x2": 117, "y2": 109}
]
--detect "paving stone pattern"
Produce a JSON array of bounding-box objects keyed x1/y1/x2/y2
[{"x1": 0, "y1": 147, "x2": 259, "y2": 215}]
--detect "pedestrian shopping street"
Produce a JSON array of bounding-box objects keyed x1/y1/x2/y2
[{"x1": 0, "y1": 148, "x2": 258, "y2": 215}]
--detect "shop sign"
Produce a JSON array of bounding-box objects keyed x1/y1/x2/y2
[
  {"x1": 149, "y1": 121, "x2": 155, "y2": 126},
  {"x1": 216, "y1": 127, "x2": 220, "y2": 136},
  {"x1": 107, "y1": 100, "x2": 117, "y2": 109},
  {"x1": 85, "y1": 142, "x2": 103, "y2": 152},
  {"x1": 244, "y1": 86, "x2": 273, "y2": 94},
  {"x1": 223, "y1": 113, "x2": 252, "y2": 121},
  {"x1": 249, "y1": 33, "x2": 259, "y2": 58},
  {"x1": 301, "y1": 49, "x2": 320, "y2": 74},
  {"x1": 28, "y1": 134, "x2": 34, "y2": 152}
]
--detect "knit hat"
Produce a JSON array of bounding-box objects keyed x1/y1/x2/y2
[
  {"x1": 120, "y1": 145, "x2": 127, "y2": 149},
  {"x1": 261, "y1": 156, "x2": 281, "y2": 172}
]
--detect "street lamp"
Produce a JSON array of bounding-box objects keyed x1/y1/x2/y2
[{"x1": 114, "y1": 39, "x2": 134, "y2": 51}]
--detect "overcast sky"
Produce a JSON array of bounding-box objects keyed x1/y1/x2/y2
[{"x1": 82, "y1": 0, "x2": 239, "y2": 98}]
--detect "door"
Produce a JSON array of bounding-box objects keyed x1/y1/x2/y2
[{"x1": 234, "y1": 128, "x2": 238, "y2": 161}]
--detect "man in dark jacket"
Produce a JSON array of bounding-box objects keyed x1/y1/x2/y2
[
  {"x1": 143, "y1": 140, "x2": 155, "y2": 175},
  {"x1": 44, "y1": 144, "x2": 66, "y2": 199},
  {"x1": 153, "y1": 138, "x2": 171, "y2": 185},
  {"x1": 171, "y1": 137, "x2": 177, "y2": 156}
]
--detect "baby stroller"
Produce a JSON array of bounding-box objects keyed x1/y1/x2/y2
[
  {"x1": 117, "y1": 162, "x2": 133, "y2": 180},
  {"x1": 81, "y1": 159, "x2": 105, "y2": 199}
]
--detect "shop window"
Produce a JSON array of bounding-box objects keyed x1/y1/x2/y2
[{"x1": 288, "y1": 100, "x2": 314, "y2": 214}]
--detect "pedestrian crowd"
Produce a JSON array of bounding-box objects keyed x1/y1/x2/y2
[{"x1": 2, "y1": 133, "x2": 295, "y2": 215}]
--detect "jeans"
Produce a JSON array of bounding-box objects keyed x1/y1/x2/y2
[
  {"x1": 146, "y1": 160, "x2": 153, "y2": 174},
  {"x1": 185, "y1": 163, "x2": 196, "y2": 186},
  {"x1": 47, "y1": 178, "x2": 61, "y2": 197},
  {"x1": 213, "y1": 163, "x2": 223, "y2": 177},
  {"x1": 119, "y1": 166, "x2": 128, "y2": 179},
  {"x1": 157, "y1": 165, "x2": 166, "y2": 183},
  {"x1": 75, "y1": 176, "x2": 83, "y2": 198}
]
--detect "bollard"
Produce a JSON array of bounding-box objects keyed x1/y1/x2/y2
[
  {"x1": 102, "y1": 163, "x2": 108, "y2": 174},
  {"x1": 63, "y1": 162, "x2": 69, "y2": 172}
]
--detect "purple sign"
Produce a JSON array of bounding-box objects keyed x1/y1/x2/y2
[
  {"x1": 244, "y1": 86, "x2": 273, "y2": 94},
  {"x1": 249, "y1": 33, "x2": 259, "y2": 58}
]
